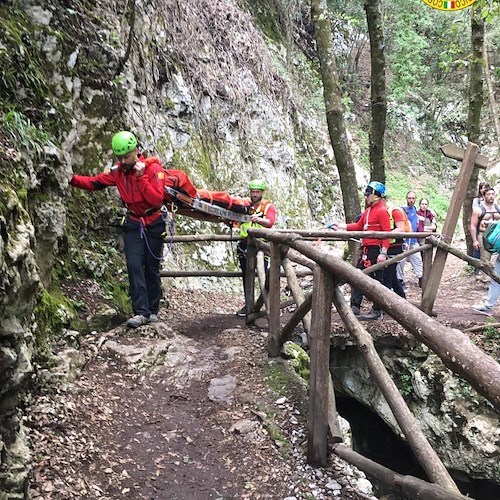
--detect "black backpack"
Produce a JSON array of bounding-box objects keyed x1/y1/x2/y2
[{"x1": 478, "y1": 203, "x2": 500, "y2": 224}]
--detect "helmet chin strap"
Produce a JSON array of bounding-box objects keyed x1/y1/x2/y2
[{"x1": 366, "y1": 195, "x2": 380, "y2": 206}]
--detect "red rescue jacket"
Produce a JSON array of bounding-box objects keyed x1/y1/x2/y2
[
  {"x1": 70, "y1": 156, "x2": 165, "y2": 225},
  {"x1": 346, "y1": 200, "x2": 391, "y2": 250}
]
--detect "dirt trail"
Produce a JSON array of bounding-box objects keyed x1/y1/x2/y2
[{"x1": 26, "y1": 254, "x2": 499, "y2": 499}]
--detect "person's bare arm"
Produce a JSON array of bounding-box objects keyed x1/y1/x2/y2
[{"x1": 470, "y1": 207, "x2": 481, "y2": 251}]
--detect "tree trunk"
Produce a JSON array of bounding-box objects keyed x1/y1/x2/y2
[
  {"x1": 364, "y1": 0, "x2": 387, "y2": 183},
  {"x1": 310, "y1": 0, "x2": 361, "y2": 224},
  {"x1": 463, "y1": 7, "x2": 485, "y2": 256},
  {"x1": 483, "y1": 36, "x2": 500, "y2": 153}
]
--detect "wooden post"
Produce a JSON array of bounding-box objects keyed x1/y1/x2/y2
[
  {"x1": 332, "y1": 287, "x2": 460, "y2": 493},
  {"x1": 280, "y1": 259, "x2": 342, "y2": 443},
  {"x1": 282, "y1": 258, "x2": 312, "y2": 334},
  {"x1": 255, "y1": 250, "x2": 269, "y2": 310},
  {"x1": 268, "y1": 243, "x2": 281, "y2": 357},
  {"x1": 421, "y1": 244, "x2": 433, "y2": 295},
  {"x1": 421, "y1": 142, "x2": 479, "y2": 314},
  {"x1": 307, "y1": 266, "x2": 334, "y2": 466},
  {"x1": 244, "y1": 239, "x2": 257, "y2": 324}
]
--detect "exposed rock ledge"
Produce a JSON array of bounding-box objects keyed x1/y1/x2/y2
[{"x1": 330, "y1": 332, "x2": 500, "y2": 485}]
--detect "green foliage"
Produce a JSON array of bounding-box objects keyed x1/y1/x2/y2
[
  {"x1": 386, "y1": 1, "x2": 430, "y2": 101},
  {"x1": 62, "y1": 189, "x2": 133, "y2": 319},
  {"x1": 480, "y1": 0, "x2": 500, "y2": 22},
  {"x1": 385, "y1": 0, "x2": 471, "y2": 106},
  {"x1": 393, "y1": 356, "x2": 422, "y2": 398},
  {"x1": 33, "y1": 288, "x2": 75, "y2": 362},
  {"x1": 385, "y1": 170, "x2": 413, "y2": 206},
  {"x1": 2, "y1": 110, "x2": 55, "y2": 158},
  {"x1": 483, "y1": 318, "x2": 500, "y2": 344},
  {"x1": 0, "y1": 6, "x2": 53, "y2": 107},
  {"x1": 399, "y1": 372, "x2": 413, "y2": 396},
  {"x1": 421, "y1": 179, "x2": 453, "y2": 223},
  {"x1": 240, "y1": 0, "x2": 287, "y2": 43},
  {"x1": 282, "y1": 341, "x2": 310, "y2": 381},
  {"x1": 385, "y1": 158, "x2": 450, "y2": 226}
]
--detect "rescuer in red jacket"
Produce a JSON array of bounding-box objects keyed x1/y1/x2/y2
[
  {"x1": 330, "y1": 181, "x2": 391, "y2": 320},
  {"x1": 70, "y1": 131, "x2": 166, "y2": 328}
]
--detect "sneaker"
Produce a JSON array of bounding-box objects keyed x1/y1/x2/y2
[
  {"x1": 472, "y1": 304, "x2": 493, "y2": 316},
  {"x1": 236, "y1": 307, "x2": 246, "y2": 317},
  {"x1": 359, "y1": 309, "x2": 382, "y2": 321},
  {"x1": 148, "y1": 314, "x2": 159, "y2": 323},
  {"x1": 351, "y1": 305, "x2": 360, "y2": 316},
  {"x1": 126, "y1": 314, "x2": 149, "y2": 328},
  {"x1": 399, "y1": 279, "x2": 407, "y2": 290}
]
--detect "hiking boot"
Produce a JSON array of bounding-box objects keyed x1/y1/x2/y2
[
  {"x1": 359, "y1": 309, "x2": 382, "y2": 321},
  {"x1": 148, "y1": 314, "x2": 159, "y2": 323},
  {"x1": 472, "y1": 304, "x2": 493, "y2": 316},
  {"x1": 351, "y1": 305, "x2": 360, "y2": 316},
  {"x1": 126, "y1": 314, "x2": 149, "y2": 328},
  {"x1": 236, "y1": 307, "x2": 246, "y2": 317}
]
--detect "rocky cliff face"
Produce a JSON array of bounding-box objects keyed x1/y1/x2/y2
[{"x1": 1, "y1": 0, "x2": 497, "y2": 497}]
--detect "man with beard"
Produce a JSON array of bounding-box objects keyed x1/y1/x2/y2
[
  {"x1": 396, "y1": 191, "x2": 423, "y2": 288},
  {"x1": 471, "y1": 186, "x2": 500, "y2": 264},
  {"x1": 70, "y1": 131, "x2": 166, "y2": 328},
  {"x1": 236, "y1": 179, "x2": 277, "y2": 316},
  {"x1": 330, "y1": 181, "x2": 391, "y2": 320}
]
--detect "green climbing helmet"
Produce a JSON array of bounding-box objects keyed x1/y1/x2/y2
[
  {"x1": 249, "y1": 178, "x2": 267, "y2": 191},
  {"x1": 111, "y1": 131, "x2": 138, "y2": 156}
]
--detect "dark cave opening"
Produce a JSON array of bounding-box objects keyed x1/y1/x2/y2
[{"x1": 335, "y1": 395, "x2": 500, "y2": 500}]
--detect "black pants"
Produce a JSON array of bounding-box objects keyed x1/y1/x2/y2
[
  {"x1": 383, "y1": 244, "x2": 406, "y2": 298},
  {"x1": 351, "y1": 246, "x2": 385, "y2": 312},
  {"x1": 123, "y1": 216, "x2": 165, "y2": 317},
  {"x1": 237, "y1": 240, "x2": 269, "y2": 294}
]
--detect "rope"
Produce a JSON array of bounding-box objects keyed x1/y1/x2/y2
[{"x1": 138, "y1": 210, "x2": 172, "y2": 261}]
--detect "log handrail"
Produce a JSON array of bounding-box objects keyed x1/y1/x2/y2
[
  {"x1": 332, "y1": 444, "x2": 470, "y2": 500},
  {"x1": 427, "y1": 235, "x2": 500, "y2": 283},
  {"x1": 249, "y1": 227, "x2": 500, "y2": 412},
  {"x1": 332, "y1": 286, "x2": 459, "y2": 492},
  {"x1": 271, "y1": 229, "x2": 433, "y2": 239}
]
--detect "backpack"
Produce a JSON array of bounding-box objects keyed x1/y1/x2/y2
[
  {"x1": 478, "y1": 203, "x2": 500, "y2": 224},
  {"x1": 482, "y1": 222, "x2": 500, "y2": 253},
  {"x1": 387, "y1": 203, "x2": 411, "y2": 232}
]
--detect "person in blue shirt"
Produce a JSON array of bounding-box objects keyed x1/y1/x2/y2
[{"x1": 396, "y1": 191, "x2": 423, "y2": 288}]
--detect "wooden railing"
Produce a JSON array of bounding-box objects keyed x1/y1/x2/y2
[
  {"x1": 241, "y1": 227, "x2": 500, "y2": 500},
  {"x1": 160, "y1": 229, "x2": 500, "y2": 499}
]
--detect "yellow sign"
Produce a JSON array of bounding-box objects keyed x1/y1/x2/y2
[{"x1": 422, "y1": 0, "x2": 477, "y2": 11}]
